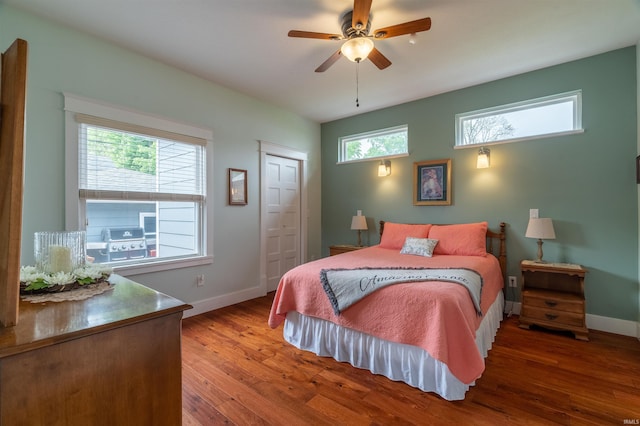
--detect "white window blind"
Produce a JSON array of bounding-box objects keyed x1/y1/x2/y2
[{"x1": 76, "y1": 114, "x2": 206, "y2": 203}]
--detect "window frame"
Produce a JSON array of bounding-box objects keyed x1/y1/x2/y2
[
  {"x1": 64, "y1": 93, "x2": 213, "y2": 275},
  {"x1": 338, "y1": 124, "x2": 409, "y2": 164},
  {"x1": 454, "y1": 90, "x2": 583, "y2": 148},
  {"x1": 139, "y1": 212, "x2": 157, "y2": 241}
]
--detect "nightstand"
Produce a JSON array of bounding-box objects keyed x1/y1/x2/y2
[
  {"x1": 519, "y1": 260, "x2": 589, "y2": 341},
  {"x1": 329, "y1": 245, "x2": 366, "y2": 256}
]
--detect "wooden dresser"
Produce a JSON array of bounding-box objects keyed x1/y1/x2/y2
[
  {"x1": 0, "y1": 275, "x2": 191, "y2": 425},
  {"x1": 518, "y1": 260, "x2": 588, "y2": 341}
]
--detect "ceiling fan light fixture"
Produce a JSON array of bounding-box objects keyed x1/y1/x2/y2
[
  {"x1": 341, "y1": 37, "x2": 374, "y2": 62},
  {"x1": 289, "y1": 1, "x2": 432, "y2": 72}
]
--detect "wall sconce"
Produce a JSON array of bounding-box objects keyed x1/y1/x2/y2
[
  {"x1": 378, "y1": 160, "x2": 391, "y2": 177},
  {"x1": 476, "y1": 147, "x2": 490, "y2": 169}
]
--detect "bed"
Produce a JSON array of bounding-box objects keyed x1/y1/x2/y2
[{"x1": 268, "y1": 220, "x2": 507, "y2": 401}]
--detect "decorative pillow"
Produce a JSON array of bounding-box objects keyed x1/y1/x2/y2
[
  {"x1": 400, "y1": 237, "x2": 439, "y2": 257},
  {"x1": 379, "y1": 222, "x2": 432, "y2": 250},
  {"x1": 429, "y1": 222, "x2": 488, "y2": 256}
]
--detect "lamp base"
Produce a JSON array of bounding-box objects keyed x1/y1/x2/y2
[{"x1": 534, "y1": 238, "x2": 545, "y2": 263}]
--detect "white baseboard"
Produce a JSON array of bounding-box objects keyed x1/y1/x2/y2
[
  {"x1": 183, "y1": 286, "x2": 266, "y2": 319},
  {"x1": 504, "y1": 302, "x2": 640, "y2": 338},
  {"x1": 586, "y1": 313, "x2": 639, "y2": 338}
]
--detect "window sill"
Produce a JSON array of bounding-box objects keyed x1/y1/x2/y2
[
  {"x1": 112, "y1": 255, "x2": 213, "y2": 276},
  {"x1": 453, "y1": 128, "x2": 585, "y2": 149},
  {"x1": 337, "y1": 152, "x2": 409, "y2": 165}
]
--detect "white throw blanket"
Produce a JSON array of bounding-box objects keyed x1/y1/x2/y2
[{"x1": 320, "y1": 267, "x2": 483, "y2": 316}]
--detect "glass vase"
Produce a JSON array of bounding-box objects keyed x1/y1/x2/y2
[{"x1": 34, "y1": 231, "x2": 86, "y2": 274}]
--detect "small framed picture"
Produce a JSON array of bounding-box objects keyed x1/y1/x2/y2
[
  {"x1": 413, "y1": 159, "x2": 452, "y2": 206},
  {"x1": 228, "y1": 168, "x2": 247, "y2": 205}
]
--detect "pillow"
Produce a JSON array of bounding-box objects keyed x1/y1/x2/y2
[
  {"x1": 400, "y1": 237, "x2": 439, "y2": 257},
  {"x1": 429, "y1": 222, "x2": 488, "y2": 256},
  {"x1": 379, "y1": 222, "x2": 432, "y2": 250}
]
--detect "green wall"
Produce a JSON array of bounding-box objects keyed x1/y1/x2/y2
[
  {"x1": 321, "y1": 47, "x2": 638, "y2": 322},
  {"x1": 0, "y1": 5, "x2": 322, "y2": 304}
]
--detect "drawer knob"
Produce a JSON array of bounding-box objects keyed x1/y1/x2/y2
[
  {"x1": 544, "y1": 300, "x2": 558, "y2": 307},
  {"x1": 545, "y1": 313, "x2": 558, "y2": 321}
]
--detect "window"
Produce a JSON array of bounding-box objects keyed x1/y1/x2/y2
[
  {"x1": 339, "y1": 125, "x2": 408, "y2": 163},
  {"x1": 455, "y1": 90, "x2": 583, "y2": 147},
  {"x1": 139, "y1": 212, "x2": 157, "y2": 241},
  {"x1": 65, "y1": 94, "x2": 213, "y2": 273}
]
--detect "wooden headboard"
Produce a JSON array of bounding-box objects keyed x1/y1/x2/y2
[{"x1": 378, "y1": 221, "x2": 507, "y2": 283}]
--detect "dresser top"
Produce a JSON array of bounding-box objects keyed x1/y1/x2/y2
[{"x1": 0, "y1": 274, "x2": 191, "y2": 358}]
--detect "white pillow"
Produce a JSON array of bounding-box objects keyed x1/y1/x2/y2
[{"x1": 400, "y1": 237, "x2": 439, "y2": 257}]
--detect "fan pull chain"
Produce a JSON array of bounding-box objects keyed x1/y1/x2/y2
[{"x1": 355, "y1": 61, "x2": 360, "y2": 108}]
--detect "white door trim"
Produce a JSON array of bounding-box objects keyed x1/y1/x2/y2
[{"x1": 259, "y1": 141, "x2": 308, "y2": 294}]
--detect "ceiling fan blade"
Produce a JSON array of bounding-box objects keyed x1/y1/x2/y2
[
  {"x1": 352, "y1": 0, "x2": 373, "y2": 30},
  {"x1": 373, "y1": 17, "x2": 432, "y2": 39},
  {"x1": 288, "y1": 30, "x2": 342, "y2": 40},
  {"x1": 368, "y1": 47, "x2": 391, "y2": 70},
  {"x1": 315, "y1": 50, "x2": 342, "y2": 72}
]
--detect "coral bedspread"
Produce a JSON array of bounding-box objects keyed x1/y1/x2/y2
[{"x1": 268, "y1": 246, "x2": 504, "y2": 384}]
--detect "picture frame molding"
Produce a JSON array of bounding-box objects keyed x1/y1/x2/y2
[
  {"x1": 413, "y1": 159, "x2": 452, "y2": 206},
  {"x1": 228, "y1": 168, "x2": 247, "y2": 205}
]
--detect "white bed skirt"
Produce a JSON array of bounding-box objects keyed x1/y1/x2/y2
[{"x1": 283, "y1": 292, "x2": 504, "y2": 401}]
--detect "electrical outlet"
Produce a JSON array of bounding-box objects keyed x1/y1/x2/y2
[
  {"x1": 196, "y1": 274, "x2": 205, "y2": 287},
  {"x1": 508, "y1": 276, "x2": 517, "y2": 287},
  {"x1": 529, "y1": 209, "x2": 539, "y2": 218}
]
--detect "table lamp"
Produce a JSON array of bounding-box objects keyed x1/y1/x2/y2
[
  {"x1": 350, "y1": 212, "x2": 368, "y2": 247},
  {"x1": 525, "y1": 217, "x2": 556, "y2": 263}
]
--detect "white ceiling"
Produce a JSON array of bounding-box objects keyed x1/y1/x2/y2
[{"x1": 4, "y1": 0, "x2": 640, "y2": 123}]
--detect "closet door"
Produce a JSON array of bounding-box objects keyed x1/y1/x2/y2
[{"x1": 265, "y1": 154, "x2": 301, "y2": 292}]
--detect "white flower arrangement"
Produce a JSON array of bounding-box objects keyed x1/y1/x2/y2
[{"x1": 20, "y1": 264, "x2": 113, "y2": 292}]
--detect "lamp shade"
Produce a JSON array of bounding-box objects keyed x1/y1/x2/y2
[
  {"x1": 525, "y1": 218, "x2": 556, "y2": 240},
  {"x1": 377, "y1": 160, "x2": 391, "y2": 177},
  {"x1": 350, "y1": 215, "x2": 368, "y2": 230},
  {"x1": 476, "y1": 147, "x2": 490, "y2": 169},
  {"x1": 341, "y1": 37, "x2": 374, "y2": 62}
]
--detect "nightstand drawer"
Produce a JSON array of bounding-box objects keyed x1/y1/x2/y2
[
  {"x1": 522, "y1": 290, "x2": 583, "y2": 314},
  {"x1": 521, "y1": 305, "x2": 585, "y2": 328}
]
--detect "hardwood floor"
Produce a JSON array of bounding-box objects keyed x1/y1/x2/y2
[{"x1": 182, "y1": 293, "x2": 640, "y2": 425}]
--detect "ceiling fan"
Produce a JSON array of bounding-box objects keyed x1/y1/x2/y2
[{"x1": 288, "y1": 0, "x2": 432, "y2": 72}]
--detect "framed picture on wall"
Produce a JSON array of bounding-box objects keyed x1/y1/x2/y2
[
  {"x1": 413, "y1": 159, "x2": 452, "y2": 206},
  {"x1": 228, "y1": 168, "x2": 247, "y2": 205}
]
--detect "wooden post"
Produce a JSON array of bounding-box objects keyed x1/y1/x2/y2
[{"x1": 0, "y1": 39, "x2": 28, "y2": 327}]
